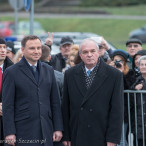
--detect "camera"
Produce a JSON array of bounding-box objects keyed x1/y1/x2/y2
[{"x1": 114, "y1": 60, "x2": 122, "y2": 68}]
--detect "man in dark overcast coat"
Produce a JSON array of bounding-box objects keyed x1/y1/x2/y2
[
  {"x1": 62, "y1": 38, "x2": 124, "y2": 146},
  {"x1": 2, "y1": 35, "x2": 63, "y2": 146},
  {"x1": 0, "y1": 38, "x2": 13, "y2": 146}
]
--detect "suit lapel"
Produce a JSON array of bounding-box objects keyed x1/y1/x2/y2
[
  {"x1": 18, "y1": 58, "x2": 38, "y2": 86},
  {"x1": 38, "y1": 61, "x2": 43, "y2": 86},
  {"x1": 74, "y1": 63, "x2": 87, "y2": 97},
  {"x1": 81, "y1": 60, "x2": 108, "y2": 106}
]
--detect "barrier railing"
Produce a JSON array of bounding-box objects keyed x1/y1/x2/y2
[{"x1": 118, "y1": 90, "x2": 146, "y2": 146}]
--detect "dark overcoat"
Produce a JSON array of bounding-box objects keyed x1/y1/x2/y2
[
  {"x1": 0, "y1": 57, "x2": 13, "y2": 145},
  {"x1": 62, "y1": 60, "x2": 124, "y2": 146},
  {"x1": 2, "y1": 57, "x2": 63, "y2": 146}
]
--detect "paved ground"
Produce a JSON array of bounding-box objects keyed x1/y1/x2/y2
[{"x1": 1, "y1": 12, "x2": 146, "y2": 20}]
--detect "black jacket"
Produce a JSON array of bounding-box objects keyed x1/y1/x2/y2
[
  {"x1": 50, "y1": 53, "x2": 66, "y2": 72},
  {"x1": 0, "y1": 57, "x2": 13, "y2": 144},
  {"x1": 2, "y1": 57, "x2": 63, "y2": 146},
  {"x1": 62, "y1": 60, "x2": 124, "y2": 146}
]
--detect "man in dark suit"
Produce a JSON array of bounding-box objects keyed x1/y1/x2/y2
[
  {"x1": 40, "y1": 45, "x2": 64, "y2": 146},
  {"x1": 0, "y1": 38, "x2": 13, "y2": 146},
  {"x1": 2, "y1": 35, "x2": 63, "y2": 146},
  {"x1": 40, "y1": 44, "x2": 64, "y2": 105},
  {"x1": 62, "y1": 38, "x2": 124, "y2": 146}
]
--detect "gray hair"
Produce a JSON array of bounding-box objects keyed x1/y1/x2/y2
[
  {"x1": 79, "y1": 38, "x2": 99, "y2": 53},
  {"x1": 138, "y1": 55, "x2": 146, "y2": 65}
]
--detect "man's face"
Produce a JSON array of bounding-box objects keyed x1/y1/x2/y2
[
  {"x1": 79, "y1": 40, "x2": 99, "y2": 69},
  {"x1": 134, "y1": 55, "x2": 141, "y2": 68},
  {"x1": 60, "y1": 44, "x2": 72, "y2": 58},
  {"x1": 6, "y1": 50, "x2": 14, "y2": 61},
  {"x1": 126, "y1": 43, "x2": 142, "y2": 57},
  {"x1": 0, "y1": 44, "x2": 7, "y2": 62},
  {"x1": 21, "y1": 39, "x2": 42, "y2": 65}
]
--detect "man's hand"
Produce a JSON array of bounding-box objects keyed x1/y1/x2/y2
[
  {"x1": 5, "y1": 135, "x2": 16, "y2": 146},
  {"x1": 0, "y1": 102, "x2": 2, "y2": 116},
  {"x1": 135, "y1": 83, "x2": 143, "y2": 90},
  {"x1": 53, "y1": 131, "x2": 63, "y2": 142},
  {"x1": 62, "y1": 141, "x2": 71, "y2": 146},
  {"x1": 45, "y1": 32, "x2": 54, "y2": 46},
  {"x1": 107, "y1": 142, "x2": 116, "y2": 146},
  {"x1": 101, "y1": 37, "x2": 110, "y2": 51}
]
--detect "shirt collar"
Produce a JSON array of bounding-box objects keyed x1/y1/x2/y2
[
  {"x1": 28, "y1": 62, "x2": 37, "y2": 67},
  {"x1": 0, "y1": 64, "x2": 4, "y2": 73},
  {"x1": 85, "y1": 66, "x2": 95, "y2": 73}
]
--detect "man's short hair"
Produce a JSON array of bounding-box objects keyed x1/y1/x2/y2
[
  {"x1": 21, "y1": 35, "x2": 41, "y2": 47},
  {"x1": 40, "y1": 45, "x2": 51, "y2": 61},
  {"x1": 79, "y1": 38, "x2": 99, "y2": 53},
  {"x1": 126, "y1": 38, "x2": 142, "y2": 46}
]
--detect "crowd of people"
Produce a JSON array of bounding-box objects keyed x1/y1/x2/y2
[{"x1": 0, "y1": 32, "x2": 146, "y2": 146}]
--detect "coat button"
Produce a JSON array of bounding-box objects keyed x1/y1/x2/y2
[
  {"x1": 81, "y1": 107, "x2": 83, "y2": 111},
  {"x1": 87, "y1": 124, "x2": 91, "y2": 128},
  {"x1": 89, "y1": 109, "x2": 93, "y2": 112}
]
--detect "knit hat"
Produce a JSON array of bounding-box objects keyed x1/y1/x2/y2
[
  {"x1": 0, "y1": 38, "x2": 6, "y2": 44},
  {"x1": 111, "y1": 49, "x2": 129, "y2": 62},
  {"x1": 126, "y1": 38, "x2": 142, "y2": 46},
  {"x1": 6, "y1": 41, "x2": 16, "y2": 54}
]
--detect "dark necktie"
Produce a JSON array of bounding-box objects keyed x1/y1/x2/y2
[
  {"x1": 0, "y1": 67, "x2": 3, "y2": 93},
  {"x1": 32, "y1": 65, "x2": 37, "y2": 73},
  {"x1": 31, "y1": 66, "x2": 38, "y2": 82}
]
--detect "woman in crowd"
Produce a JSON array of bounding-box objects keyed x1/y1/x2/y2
[
  {"x1": 132, "y1": 50, "x2": 146, "y2": 78},
  {"x1": 62, "y1": 44, "x2": 79, "y2": 72},
  {"x1": 132, "y1": 55, "x2": 146, "y2": 146},
  {"x1": 109, "y1": 49, "x2": 132, "y2": 146}
]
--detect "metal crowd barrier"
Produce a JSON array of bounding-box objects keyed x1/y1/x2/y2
[{"x1": 118, "y1": 90, "x2": 146, "y2": 146}]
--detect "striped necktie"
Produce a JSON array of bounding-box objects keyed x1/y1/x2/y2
[{"x1": 87, "y1": 70, "x2": 91, "y2": 76}]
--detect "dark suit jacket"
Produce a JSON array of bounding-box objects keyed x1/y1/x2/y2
[
  {"x1": 62, "y1": 59, "x2": 124, "y2": 146},
  {"x1": 0, "y1": 57, "x2": 13, "y2": 144},
  {"x1": 2, "y1": 57, "x2": 63, "y2": 146}
]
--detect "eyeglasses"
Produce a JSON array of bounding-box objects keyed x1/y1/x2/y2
[{"x1": 127, "y1": 44, "x2": 141, "y2": 48}]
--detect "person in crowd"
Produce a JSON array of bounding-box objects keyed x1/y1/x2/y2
[
  {"x1": 62, "y1": 44, "x2": 79, "y2": 72},
  {"x1": 2, "y1": 35, "x2": 63, "y2": 146},
  {"x1": 132, "y1": 50, "x2": 146, "y2": 78},
  {"x1": 6, "y1": 41, "x2": 16, "y2": 62},
  {"x1": 40, "y1": 44, "x2": 64, "y2": 105},
  {"x1": 110, "y1": 49, "x2": 131, "y2": 146},
  {"x1": 70, "y1": 44, "x2": 79, "y2": 55},
  {"x1": 126, "y1": 38, "x2": 143, "y2": 69},
  {"x1": 62, "y1": 53, "x2": 76, "y2": 73},
  {"x1": 0, "y1": 38, "x2": 13, "y2": 146},
  {"x1": 90, "y1": 36, "x2": 111, "y2": 63},
  {"x1": 74, "y1": 51, "x2": 82, "y2": 65},
  {"x1": 131, "y1": 55, "x2": 146, "y2": 146},
  {"x1": 62, "y1": 38, "x2": 124, "y2": 146},
  {"x1": 13, "y1": 49, "x2": 23, "y2": 64},
  {"x1": 46, "y1": 35, "x2": 74, "y2": 72}
]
